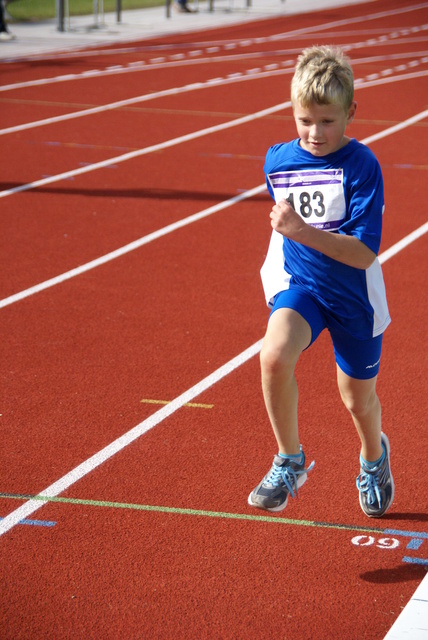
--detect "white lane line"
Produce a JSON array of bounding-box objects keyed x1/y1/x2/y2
[
  {"x1": 354, "y1": 69, "x2": 428, "y2": 90},
  {"x1": 0, "y1": 339, "x2": 264, "y2": 536},
  {"x1": 2, "y1": 62, "x2": 425, "y2": 137},
  {"x1": 0, "y1": 99, "x2": 292, "y2": 199},
  {"x1": 1, "y1": 2, "x2": 425, "y2": 91},
  {"x1": 270, "y1": 1, "x2": 428, "y2": 42},
  {"x1": 379, "y1": 221, "x2": 428, "y2": 264},
  {"x1": 1, "y1": 219, "x2": 427, "y2": 537},
  {"x1": 384, "y1": 574, "x2": 428, "y2": 639},
  {"x1": 0, "y1": 184, "x2": 267, "y2": 309},
  {"x1": 1, "y1": 106, "x2": 427, "y2": 310},
  {"x1": 362, "y1": 108, "x2": 428, "y2": 145},
  {"x1": 0, "y1": 54, "x2": 292, "y2": 92},
  {"x1": 1, "y1": 68, "x2": 426, "y2": 199},
  {"x1": 0, "y1": 83, "x2": 211, "y2": 136},
  {"x1": 0, "y1": 65, "x2": 296, "y2": 137}
]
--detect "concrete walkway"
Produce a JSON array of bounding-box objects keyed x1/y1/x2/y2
[{"x1": 0, "y1": 0, "x2": 365, "y2": 60}]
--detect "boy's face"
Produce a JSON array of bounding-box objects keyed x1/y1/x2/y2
[{"x1": 293, "y1": 100, "x2": 357, "y2": 156}]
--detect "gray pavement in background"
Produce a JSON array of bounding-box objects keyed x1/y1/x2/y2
[{"x1": 0, "y1": 0, "x2": 367, "y2": 60}]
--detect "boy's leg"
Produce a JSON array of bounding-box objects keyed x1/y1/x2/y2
[
  {"x1": 248, "y1": 290, "x2": 323, "y2": 513},
  {"x1": 337, "y1": 367, "x2": 394, "y2": 517},
  {"x1": 260, "y1": 307, "x2": 312, "y2": 454},
  {"x1": 336, "y1": 369, "x2": 383, "y2": 461},
  {"x1": 248, "y1": 307, "x2": 313, "y2": 512}
]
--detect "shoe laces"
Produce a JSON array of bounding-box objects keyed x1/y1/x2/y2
[
  {"x1": 356, "y1": 465, "x2": 382, "y2": 507},
  {"x1": 266, "y1": 458, "x2": 314, "y2": 499}
]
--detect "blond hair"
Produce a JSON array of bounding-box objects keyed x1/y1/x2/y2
[{"x1": 291, "y1": 46, "x2": 354, "y2": 111}]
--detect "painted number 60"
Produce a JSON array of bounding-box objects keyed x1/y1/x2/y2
[{"x1": 352, "y1": 535, "x2": 400, "y2": 549}]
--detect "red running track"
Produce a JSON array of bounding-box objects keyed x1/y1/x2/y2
[{"x1": 1, "y1": 1, "x2": 427, "y2": 638}]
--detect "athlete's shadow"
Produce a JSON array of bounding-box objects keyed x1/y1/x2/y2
[
  {"x1": 0, "y1": 183, "x2": 272, "y2": 203},
  {"x1": 360, "y1": 512, "x2": 427, "y2": 583},
  {"x1": 360, "y1": 563, "x2": 427, "y2": 584}
]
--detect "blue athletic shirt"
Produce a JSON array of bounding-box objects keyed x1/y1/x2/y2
[{"x1": 260, "y1": 138, "x2": 390, "y2": 339}]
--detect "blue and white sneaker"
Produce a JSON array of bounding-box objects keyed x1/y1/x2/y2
[
  {"x1": 356, "y1": 433, "x2": 394, "y2": 518},
  {"x1": 248, "y1": 448, "x2": 314, "y2": 512}
]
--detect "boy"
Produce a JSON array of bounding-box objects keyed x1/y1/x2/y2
[{"x1": 248, "y1": 46, "x2": 394, "y2": 518}]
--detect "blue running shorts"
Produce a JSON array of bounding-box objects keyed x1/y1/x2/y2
[{"x1": 270, "y1": 288, "x2": 383, "y2": 380}]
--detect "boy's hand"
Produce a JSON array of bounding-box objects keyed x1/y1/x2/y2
[
  {"x1": 270, "y1": 198, "x2": 377, "y2": 269},
  {"x1": 270, "y1": 198, "x2": 306, "y2": 240}
]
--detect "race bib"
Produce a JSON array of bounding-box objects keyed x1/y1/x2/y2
[{"x1": 267, "y1": 169, "x2": 346, "y2": 231}]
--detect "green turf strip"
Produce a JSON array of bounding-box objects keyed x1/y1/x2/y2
[{"x1": 0, "y1": 493, "x2": 385, "y2": 534}]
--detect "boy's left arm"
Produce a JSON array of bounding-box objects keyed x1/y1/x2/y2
[{"x1": 271, "y1": 199, "x2": 376, "y2": 269}]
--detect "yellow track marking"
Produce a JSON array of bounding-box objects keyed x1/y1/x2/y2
[{"x1": 141, "y1": 399, "x2": 213, "y2": 409}]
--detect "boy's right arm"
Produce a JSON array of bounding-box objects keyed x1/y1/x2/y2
[{"x1": 271, "y1": 199, "x2": 377, "y2": 270}]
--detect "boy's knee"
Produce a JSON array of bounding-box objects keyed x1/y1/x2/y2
[
  {"x1": 339, "y1": 386, "x2": 378, "y2": 418},
  {"x1": 260, "y1": 345, "x2": 280, "y2": 375},
  {"x1": 260, "y1": 342, "x2": 295, "y2": 378}
]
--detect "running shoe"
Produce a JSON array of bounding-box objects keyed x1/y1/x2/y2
[
  {"x1": 0, "y1": 30, "x2": 16, "y2": 41},
  {"x1": 356, "y1": 433, "x2": 394, "y2": 518},
  {"x1": 248, "y1": 448, "x2": 314, "y2": 512}
]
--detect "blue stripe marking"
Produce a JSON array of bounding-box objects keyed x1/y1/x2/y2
[
  {"x1": 385, "y1": 529, "x2": 428, "y2": 539},
  {"x1": 402, "y1": 556, "x2": 428, "y2": 566},
  {"x1": 407, "y1": 539, "x2": 424, "y2": 550},
  {"x1": 0, "y1": 517, "x2": 56, "y2": 528}
]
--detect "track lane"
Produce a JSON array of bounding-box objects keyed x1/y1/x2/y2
[
  {"x1": 1, "y1": 212, "x2": 426, "y2": 525},
  {"x1": 3, "y1": 501, "x2": 424, "y2": 639},
  {"x1": 1, "y1": 92, "x2": 426, "y2": 301},
  {"x1": 1, "y1": 236, "x2": 427, "y2": 636}
]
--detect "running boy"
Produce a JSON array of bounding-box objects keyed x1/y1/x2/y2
[{"x1": 248, "y1": 46, "x2": 394, "y2": 518}]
